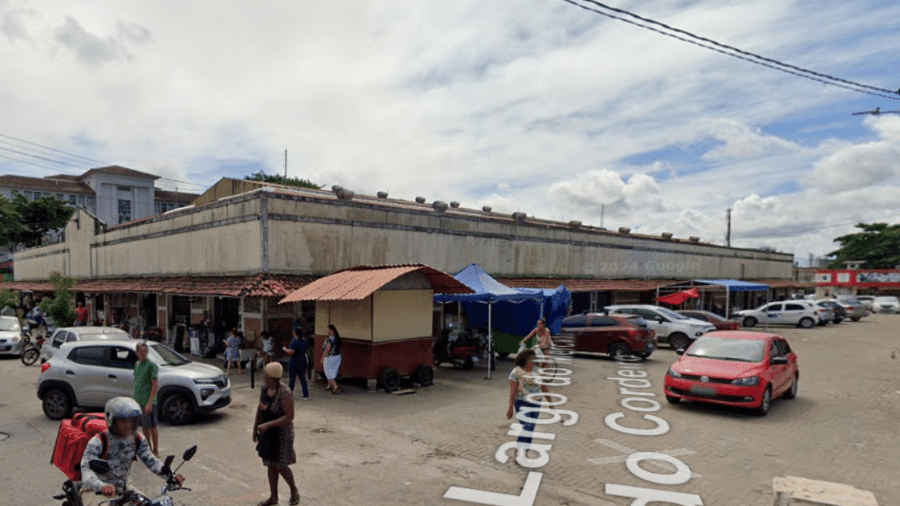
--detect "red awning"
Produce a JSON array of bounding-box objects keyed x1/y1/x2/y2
[{"x1": 657, "y1": 288, "x2": 700, "y2": 305}]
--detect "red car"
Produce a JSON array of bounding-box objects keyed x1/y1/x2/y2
[
  {"x1": 663, "y1": 331, "x2": 799, "y2": 415},
  {"x1": 677, "y1": 310, "x2": 739, "y2": 331},
  {"x1": 559, "y1": 313, "x2": 658, "y2": 360}
]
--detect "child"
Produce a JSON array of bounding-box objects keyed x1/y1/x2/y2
[
  {"x1": 261, "y1": 331, "x2": 275, "y2": 365},
  {"x1": 225, "y1": 328, "x2": 243, "y2": 375}
]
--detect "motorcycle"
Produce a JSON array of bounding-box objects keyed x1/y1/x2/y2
[
  {"x1": 53, "y1": 445, "x2": 197, "y2": 506},
  {"x1": 20, "y1": 334, "x2": 45, "y2": 366},
  {"x1": 433, "y1": 325, "x2": 494, "y2": 370}
]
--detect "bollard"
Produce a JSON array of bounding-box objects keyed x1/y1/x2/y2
[{"x1": 250, "y1": 353, "x2": 256, "y2": 389}]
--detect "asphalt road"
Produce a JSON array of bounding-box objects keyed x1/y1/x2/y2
[{"x1": 1, "y1": 313, "x2": 898, "y2": 505}]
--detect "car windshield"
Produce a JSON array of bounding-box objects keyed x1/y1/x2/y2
[
  {"x1": 686, "y1": 336, "x2": 767, "y2": 363},
  {"x1": 874, "y1": 296, "x2": 899, "y2": 303},
  {"x1": 149, "y1": 343, "x2": 191, "y2": 366},
  {"x1": 0, "y1": 317, "x2": 21, "y2": 331},
  {"x1": 656, "y1": 308, "x2": 688, "y2": 320},
  {"x1": 78, "y1": 331, "x2": 131, "y2": 340}
]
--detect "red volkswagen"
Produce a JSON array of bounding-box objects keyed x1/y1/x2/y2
[{"x1": 663, "y1": 331, "x2": 799, "y2": 416}]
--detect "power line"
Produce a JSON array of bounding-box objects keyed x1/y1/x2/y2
[{"x1": 558, "y1": 0, "x2": 900, "y2": 101}]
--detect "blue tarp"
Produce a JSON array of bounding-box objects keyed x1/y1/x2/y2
[
  {"x1": 694, "y1": 279, "x2": 770, "y2": 292},
  {"x1": 463, "y1": 285, "x2": 571, "y2": 335},
  {"x1": 433, "y1": 264, "x2": 543, "y2": 303}
]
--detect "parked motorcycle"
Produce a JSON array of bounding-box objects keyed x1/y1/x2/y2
[
  {"x1": 53, "y1": 445, "x2": 197, "y2": 506},
  {"x1": 433, "y1": 325, "x2": 494, "y2": 370},
  {"x1": 20, "y1": 335, "x2": 45, "y2": 366}
]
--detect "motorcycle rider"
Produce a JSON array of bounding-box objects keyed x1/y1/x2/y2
[{"x1": 79, "y1": 397, "x2": 184, "y2": 505}]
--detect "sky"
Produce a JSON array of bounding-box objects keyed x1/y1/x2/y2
[{"x1": 1, "y1": 0, "x2": 899, "y2": 263}]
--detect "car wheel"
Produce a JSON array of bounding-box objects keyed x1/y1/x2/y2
[
  {"x1": 668, "y1": 333, "x2": 690, "y2": 351},
  {"x1": 607, "y1": 342, "x2": 631, "y2": 359},
  {"x1": 742, "y1": 317, "x2": 757, "y2": 328},
  {"x1": 162, "y1": 394, "x2": 194, "y2": 425},
  {"x1": 665, "y1": 395, "x2": 680, "y2": 404},
  {"x1": 833, "y1": 318, "x2": 843, "y2": 324},
  {"x1": 755, "y1": 386, "x2": 772, "y2": 416},
  {"x1": 783, "y1": 375, "x2": 798, "y2": 400},
  {"x1": 850, "y1": 317, "x2": 861, "y2": 322},
  {"x1": 412, "y1": 365, "x2": 434, "y2": 386},
  {"x1": 634, "y1": 352, "x2": 651, "y2": 360},
  {"x1": 42, "y1": 388, "x2": 73, "y2": 420},
  {"x1": 799, "y1": 317, "x2": 815, "y2": 329},
  {"x1": 379, "y1": 367, "x2": 401, "y2": 392}
]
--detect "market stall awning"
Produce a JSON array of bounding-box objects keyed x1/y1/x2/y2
[
  {"x1": 434, "y1": 264, "x2": 543, "y2": 303},
  {"x1": 496, "y1": 277, "x2": 681, "y2": 293},
  {"x1": 657, "y1": 288, "x2": 700, "y2": 305},
  {"x1": 3, "y1": 273, "x2": 317, "y2": 297},
  {"x1": 694, "y1": 279, "x2": 770, "y2": 291},
  {"x1": 746, "y1": 279, "x2": 815, "y2": 289},
  {"x1": 280, "y1": 264, "x2": 472, "y2": 303}
]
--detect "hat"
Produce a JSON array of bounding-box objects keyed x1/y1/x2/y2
[{"x1": 264, "y1": 362, "x2": 283, "y2": 379}]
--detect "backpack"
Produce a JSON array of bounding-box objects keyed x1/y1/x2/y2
[{"x1": 51, "y1": 413, "x2": 140, "y2": 481}]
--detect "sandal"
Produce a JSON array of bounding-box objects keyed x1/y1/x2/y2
[
  {"x1": 290, "y1": 492, "x2": 300, "y2": 505},
  {"x1": 257, "y1": 499, "x2": 278, "y2": 506},
  {"x1": 332, "y1": 387, "x2": 342, "y2": 395}
]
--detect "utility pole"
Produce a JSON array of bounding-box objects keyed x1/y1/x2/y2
[
  {"x1": 726, "y1": 208, "x2": 732, "y2": 247},
  {"x1": 284, "y1": 150, "x2": 288, "y2": 178},
  {"x1": 600, "y1": 204, "x2": 605, "y2": 229}
]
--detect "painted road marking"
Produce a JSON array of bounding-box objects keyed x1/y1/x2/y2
[{"x1": 589, "y1": 439, "x2": 702, "y2": 478}]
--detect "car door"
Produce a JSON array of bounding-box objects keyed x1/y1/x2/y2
[
  {"x1": 774, "y1": 338, "x2": 796, "y2": 391},
  {"x1": 629, "y1": 309, "x2": 662, "y2": 335},
  {"x1": 581, "y1": 315, "x2": 617, "y2": 353},
  {"x1": 106, "y1": 345, "x2": 138, "y2": 401},
  {"x1": 765, "y1": 340, "x2": 789, "y2": 393},
  {"x1": 783, "y1": 303, "x2": 806, "y2": 325},
  {"x1": 65, "y1": 345, "x2": 111, "y2": 407},
  {"x1": 763, "y1": 303, "x2": 783, "y2": 324}
]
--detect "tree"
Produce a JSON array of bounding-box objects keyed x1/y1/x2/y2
[
  {"x1": 827, "y1": 223, "x2": 900, "y2": 269},
  {"x1": 0, "y1": 288, "x2": 18, "y2": 310},
  {"x1": 0, "y1": 193, "x2": 74, "y2": 249},
  {"x1": 39, "y1": 272, "x2": 76, "y2": 327},
  {"x1": 244, "y1": 170, "x2": 322, "y2": 190}
]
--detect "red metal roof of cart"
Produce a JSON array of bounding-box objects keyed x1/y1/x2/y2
[{"x1": 279, "y1": 264, "x2": 473, "y2": 303}]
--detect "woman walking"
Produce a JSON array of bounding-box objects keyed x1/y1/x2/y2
[
  {"x1": 283, "y1": 328, "x2": 310, "y2": 400},
  {"x1": 519, "y1": 318, "x2": 553, "y2": 356},
  {"x1": 253, "y1": 362, "x2": 300, "y2": 506},
  {"x1": 506, "y1": 349, "x2": 551, "y2": 462},
  {"x1": 322, "y1": 325, "x2": 342, "y2": 395},
  {"x1": 225, "y1": 328, "x2": 242, "y2": 375}
]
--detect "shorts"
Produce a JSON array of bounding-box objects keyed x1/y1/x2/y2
[{"x1": 141, "y1": 404, "x2": 158, "y2": 428}]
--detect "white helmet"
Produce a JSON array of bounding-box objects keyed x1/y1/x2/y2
[{"x1": 105, "y1": 397, "x2": 142, "y2": 430}]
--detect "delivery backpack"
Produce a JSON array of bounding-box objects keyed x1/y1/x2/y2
[{"x1": 51, "y1": 413, "x2": 140, "y2": 481}]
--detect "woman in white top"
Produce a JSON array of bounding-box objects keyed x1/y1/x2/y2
[
  {"x1": 506, "y1": 348, "x2": 551, "y2": 462},
  {"x1": 519, "y1": 317, "x2": 553, "y2": 355}
]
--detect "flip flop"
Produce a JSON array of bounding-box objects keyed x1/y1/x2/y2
[
  {"x1": 290, "y1": 492, "x2": 301, "y2": 505},
  {"x1": 257, "y1": 499, "x2": 278, "y2": 506},
  {"x1": 332, "y1": 387, "x2": 342, "y2": 395}
]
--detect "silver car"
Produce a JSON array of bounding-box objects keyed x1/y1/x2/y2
[
  {"x1": 0, "y1": 316, "x2": 24, "y2": 355},
  {"x1": 39, "y1": 326, "x2": 133, "y2": 363},
  {"x1": 37, "y1": 339, "x2": 231, "y2": 425},
  {"x1": 835, "y1": 296, "x2": 868, "y2": 321}
]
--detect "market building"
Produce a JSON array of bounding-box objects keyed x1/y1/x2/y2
[{"x1": 5, "y1": 176, "x2": 795, "y2": 347}]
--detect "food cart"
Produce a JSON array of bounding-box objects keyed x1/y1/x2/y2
[{"x1": 279, "y1": 264, "x2": 473, "y2": 392}]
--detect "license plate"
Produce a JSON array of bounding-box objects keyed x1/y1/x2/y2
[{"x1": 689, "y1": 386, "x2": 717, "y2": 397}]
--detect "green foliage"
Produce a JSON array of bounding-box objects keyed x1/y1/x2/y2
[
  {"x1": 39, "y1": 272, "x2": 76, "y2": 327},
  {"x1": 0, "y1": 288, "x2": 19, "y2": 309},
  {"x1": 827, "y1": 223, "x2": 900, "y2": 269},
  {"x1": 244, "y1": 171, "x2": 322, "y2": 190},
  {"x1": 0, "y1": 193, "x2": 74, "y2": 249}
]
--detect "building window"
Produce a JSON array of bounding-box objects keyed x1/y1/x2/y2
[
  {"x1": 118, "y1": 199, "x2": 132, "y2": 224},
  {"x1": 68, "y1": 194, "x2": 77, "y2": 205},
  {"x1": 85, "y1": 196, "x2": 96, "y2": 210},
  {"x1": 117, "y1": 186, "x2": 132, "y2": 192}
]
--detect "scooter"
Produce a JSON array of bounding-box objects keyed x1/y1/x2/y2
[
  {"x1": 433, "y1": 325, "x2": 492, "y2": 370},
  {"x1": 53, "y1": 445, "x2": 197, "y2": 506}
]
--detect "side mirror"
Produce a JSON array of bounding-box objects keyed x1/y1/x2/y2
[
  {"x1": 675, "y1": 348, "x2": 685, "y2": 355},
  {"x1": 183, "y1": 445, "x2": 198, "y2": 461},
  {"x1": 655, "y1": 316, "x2": 664, "y2": 322},
  {"x1": 771, "y1": 356, "x2": 788, "y2": 365},
  {"x1": 88, "y1": 459, "x2": 111, "y2": 475}
]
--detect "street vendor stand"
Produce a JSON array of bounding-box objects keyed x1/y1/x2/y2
[{"x1": 279, "y1": 264, "x2": 472, "y2": 392}]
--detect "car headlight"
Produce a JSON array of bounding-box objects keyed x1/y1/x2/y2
[
  {"x1": 731, "y1": 376, "x2": 759, "y2": 386},
  {"x1": 667, "y1": 367, "x2": 682, "y2": 378},
  {"x1": 10, "y1": 336, "x2": 20, "y2": 343}
]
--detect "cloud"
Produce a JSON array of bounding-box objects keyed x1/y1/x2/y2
[
  {"x1": 0, "y1": 0, "x2": 34, "y2": 42},
  {"x1": 53, "y1": 16, "x2": 150, "y2": 65},
  {"x1": 701, "y1": 119, "x2": 801, "y2": 161},
  {"x1": 547, "y1": 169, "x2": 663, "y2": 217},
  {"x1": 810, "y1": 116, "x2": 900, "y2": 191}
]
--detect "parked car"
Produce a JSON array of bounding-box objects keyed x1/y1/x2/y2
[
  {"x1": 731, "y1": 301, "x2": 820, "y2": 329},
  {"x1": 604, "y1": 305, "x2": 716, "y2": 350},
  {"x1": 0, "y1": 316, "x2": 25, "y2": 356},
  {"x1": 677, "y1": 310, "x2": 739, "y2": 331},
  {"x1": 835, "y1": 296, "x2": 867, "y2": 321},
  {"x1": 559, "y1": 313, "x2": 658, "y2": 359},
  {"x1": 663, "y1": 331, "x2": 799, "y2": 416},
  {"x1": 814, "y1": 302, "x2": 836, "y2": 325},
  {"x1": 872, "y1": 296, "x2": 900, "y2": 314},
  {"x1": 815, "y1": 300, "x2": 845, "y2": 324},
  {"x1": 855, "y1": 296, "x2": 875, "y2": 311},
  {"x1": 37, "y1": 339, "x2": 230, "y2": 424},
  {"x1": 39, "y1": 326, "x2": 132, "y2": 364}
]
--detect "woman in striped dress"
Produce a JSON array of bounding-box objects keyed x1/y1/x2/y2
[{"x1": 322, "y1": 325, "x2": 342, "y2": 394}]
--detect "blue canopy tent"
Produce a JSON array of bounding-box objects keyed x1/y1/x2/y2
[
  {"x1": 434, "y1": 264, "x2": 544, "y2": 378},
  {"x1": 655, "y1": 279, "x2": 770, "y2": 317},
  {"x1": 464, "y1": 285, "x2": 571, "y2": 346}
]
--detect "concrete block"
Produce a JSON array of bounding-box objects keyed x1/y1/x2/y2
[{"x1": 773, "y1": 476, "x2": 878, "y2": 506}]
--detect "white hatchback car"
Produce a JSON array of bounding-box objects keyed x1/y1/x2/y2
[
  {"x1": 732, "y1": 301, "x2": 821, "y2": 328},
  {"x1": 39, "y1": 326, "x2": 133, "y2": 363},
  {"x1": 872, "y1": 296, "x2": 900, "y2": 314}
]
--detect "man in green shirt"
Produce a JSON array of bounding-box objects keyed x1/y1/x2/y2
[{"x1": 134, "y1": 341, "x2": 159, "y2": 456}]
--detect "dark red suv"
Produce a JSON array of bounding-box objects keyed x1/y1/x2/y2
[{"x1": 559, "y1": 313, "x2": 658, "y2": 360}]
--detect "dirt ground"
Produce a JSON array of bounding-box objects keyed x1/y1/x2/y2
[{"x1": 2, "y1": 313, "x2": 898, "y2": 505}]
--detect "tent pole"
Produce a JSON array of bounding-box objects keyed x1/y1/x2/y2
[
  {"x1": 486, "y1": 302, "x2": 493, "y2": 380},
  {"x1": 725, "y1": 287, "x2": 730, "y2": 318}
]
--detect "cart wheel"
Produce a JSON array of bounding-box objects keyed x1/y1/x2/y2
[
  {"x1": 379, "y1": 367, "x2": 401, "y2": 392},
  {"x1": 462, "y1": 355, "x2": 474, "y2": 370},
  {"x1": 413, "y1": 365, "x2": 434, "y2": 386}
]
